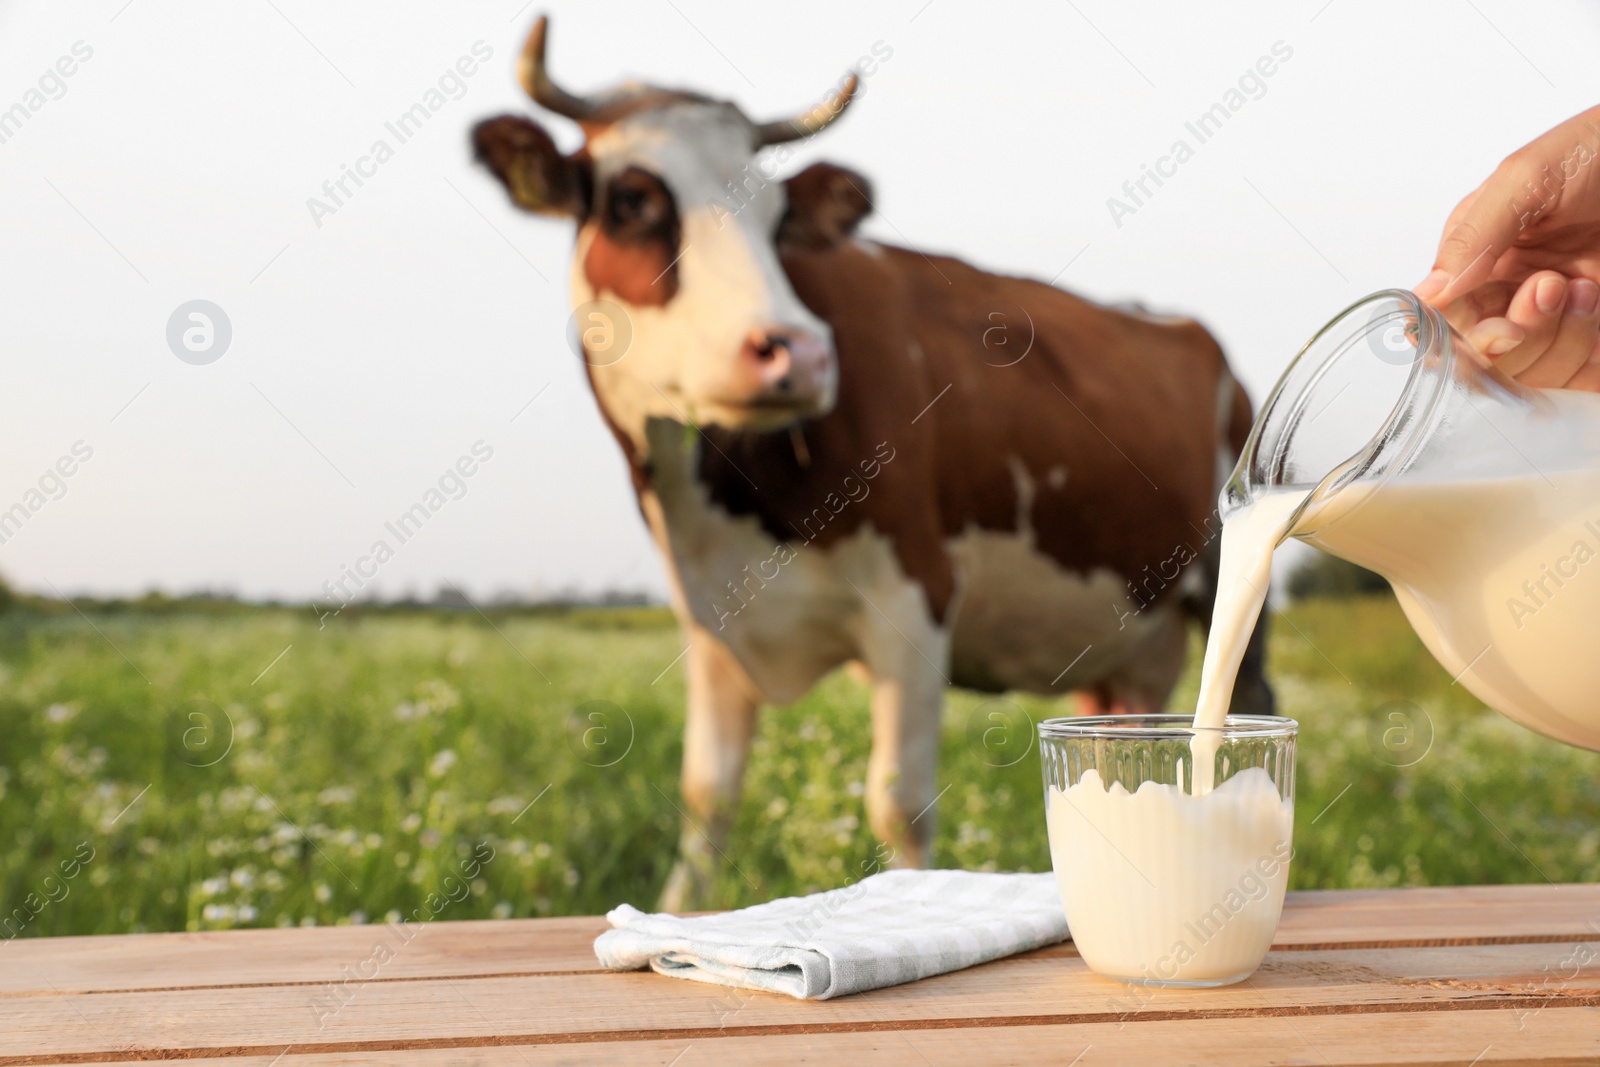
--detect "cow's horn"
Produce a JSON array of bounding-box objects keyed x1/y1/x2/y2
[
  {"x1": 754, "y1": 73, "x2": 859, "y2": 147},
  {"x1": 518, "y1": 16, "x2": 601, "y2": 122}
]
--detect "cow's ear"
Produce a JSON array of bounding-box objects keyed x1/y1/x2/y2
[
  {"x1": 779, "y1": 162, "x2": 872, "y2": 249},
  {"x1": 472, "y1": 115, "x2": 591, "y2": 217}
]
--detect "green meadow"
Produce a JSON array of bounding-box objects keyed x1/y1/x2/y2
[{"x1": 0, "y1": 593, "x2": 1596, "y2": 938}]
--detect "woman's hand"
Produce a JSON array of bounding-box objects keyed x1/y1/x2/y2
[{"x1": 1415, "y1": 105, "x2": 1600, "y2": 391}]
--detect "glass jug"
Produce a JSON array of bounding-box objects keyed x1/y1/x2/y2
[{"x1": 1222, "y1": 288, "x2": 1600, "y2": 751}]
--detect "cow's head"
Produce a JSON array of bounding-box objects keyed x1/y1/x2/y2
[{"x1": 473, "y1": 18, "x2": 872, "y2": 445}]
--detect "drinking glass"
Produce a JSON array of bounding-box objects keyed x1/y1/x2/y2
[{"x1": 1038, "y1": 714, "x2": 1297, "y2": 986}]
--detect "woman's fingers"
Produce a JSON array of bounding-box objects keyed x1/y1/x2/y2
[
  {"x1": 1414, "y1": 268, "x2": 1451, "y2": 303},
  {"x1": 1441, "y1": 279, "x2": 1516, "y2": 335},
  {"x1": 1518, "y1": 278, "x2": 1600, "y2": 388},
  {"x1": 1464, "y1": 317, "x2": 1525, "y2": 359},
  {"x1": 1563, "y1": 337, "x2": 1600, "y2": 391},
  {"x1": 1415, "y1": 105, "x2": 1600, "y2": 311},
  {"x1": 1416, "y1": 166, "x2": 1532, "y2": 307},
  {"x1": 1490, "y1": 271, "x2": 1568, "y2": 377},
  {"x1": 1445, "y1": 272, "x2": 1600, "y2": 392}
]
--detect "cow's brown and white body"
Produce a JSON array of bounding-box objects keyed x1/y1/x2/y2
[{"x1": 475, "y1": 18, "x2": 1272, "y2": 909}]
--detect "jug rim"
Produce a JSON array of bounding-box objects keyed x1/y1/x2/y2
[{"x1": 1223, "y1": 288, "x2": 1453, "y2": 529}]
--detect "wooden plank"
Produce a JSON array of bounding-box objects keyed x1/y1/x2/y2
[
  {"x1": 0, "y1": 917, "x2": 611, "y2": 997},
  {"x1": 44, "y1": 1008, "x2": 1600, "y2": 1066},
  {"x1": 1272, "y1": 884, "x2": 1600, "y2": 948},
  {"x1": 3, "y1": 884, "x2": 1595, "y2": 997},
  {"x1": 2, "y1": 941, "x2": 1596, "y2": 1062}
]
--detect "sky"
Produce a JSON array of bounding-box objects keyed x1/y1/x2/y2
[{"x1": 2, "y1": 0, "x2": 1599, "y2": 604}]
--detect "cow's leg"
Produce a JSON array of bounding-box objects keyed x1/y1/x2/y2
[
  {"x1": 864, "y1": 667, "x2": 946, "y2": 867},
  {"x1": 657, "y1": 629, "x2": 760, "y2": 913},
  {"x1": 857, "y1": 586, "x2": 951, "y2": 870}
]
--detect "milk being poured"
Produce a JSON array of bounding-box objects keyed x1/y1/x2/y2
[
  {"x1": 1042, "y1": 490, "x2": 1305, "y2": 985},
  {"x1": 1047, "y1": 288, "x2": 1600, "y2": 988},
  {"x1": 1192, "y1": 457, "x2": 1600, "y2": 761},
  {"x1": 1188, "y1": 290, "x2": 1600, "y2": 756},
  {"x1": 1057, "y1": 418, "x2": 1600, "y2": 987},
  {"x1": 1189, "y1": 489, "x2": 1311, "y2": 792}
]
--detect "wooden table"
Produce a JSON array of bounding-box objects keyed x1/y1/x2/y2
[{"x1": 2, "y1": 884, "x2": 1597, "y2": 1065}]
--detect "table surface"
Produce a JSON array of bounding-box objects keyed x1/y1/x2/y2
[{"x1": 2, "y1": 884, "x2": 1597, "y2": 1066}]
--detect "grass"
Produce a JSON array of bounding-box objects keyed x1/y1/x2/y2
[{"x1": 0, "y1": 595, "x2": 1596, "y2": 939}]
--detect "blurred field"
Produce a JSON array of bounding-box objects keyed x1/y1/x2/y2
[{"x1": 0, "y1": 594, "x2": 1596, "y2": 938}]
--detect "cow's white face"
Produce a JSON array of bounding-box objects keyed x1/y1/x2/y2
[
  {"x1": 474, "y1": 26, "x2": 875, "y2": 451},
  {"x1": 572, "y1": 103, "x2": 835, "y2": 446}
]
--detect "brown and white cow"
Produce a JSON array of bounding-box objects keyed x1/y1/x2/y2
[{"x1": 474, "y1": 17, "x2": 1273, "y2": 910}]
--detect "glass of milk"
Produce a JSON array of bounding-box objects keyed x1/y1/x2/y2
[{"x1": 1039, "y1": 714, "x2": 1296, "y2": 987}]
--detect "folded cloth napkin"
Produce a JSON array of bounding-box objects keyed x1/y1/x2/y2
[{"x1": 593, "y1": 868, "x2": 1068, "y2": 999}]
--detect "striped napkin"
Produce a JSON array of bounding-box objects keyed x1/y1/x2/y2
[{"x1": 593, "y1": 868, "x2": 1069, "y2": 999}]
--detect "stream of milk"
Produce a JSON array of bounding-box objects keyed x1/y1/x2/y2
[{"x1": 1188, "y1": 489, "x2": 1311, "y2": 792}]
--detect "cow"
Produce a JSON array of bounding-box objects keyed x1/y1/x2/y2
[{"x1": 473, "y1": 17, "x2": 1274, "y2": 911}]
